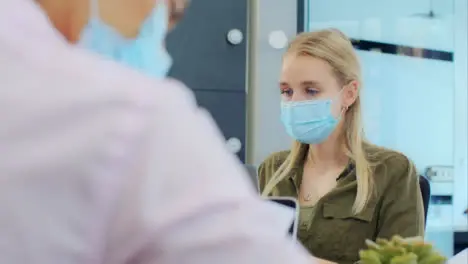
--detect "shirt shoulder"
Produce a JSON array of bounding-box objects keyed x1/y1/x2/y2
[
  {"x1": 259, "y1": 151, "x2": 290, "y2": 173},
  {"x1": 257, "y1": 150, "x2": 290, "y2": 192},
  {"x1": 365, "y1": 143, "x2": 417, "y2": 195}
]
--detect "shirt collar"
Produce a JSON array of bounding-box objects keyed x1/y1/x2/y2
[{"x1": 289, "y1": 144, "x2": 356, "y2": 188}]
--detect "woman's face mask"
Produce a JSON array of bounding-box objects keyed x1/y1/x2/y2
[
  {"x1": 279, "y1": 56, "x2": 354, "y2": 144},
  {"x1": 78, "y1": 0, "x2": 172, "y2": 78},
  {"x1": 280, "y1": 91, "x2": 344, "y2": 144}
]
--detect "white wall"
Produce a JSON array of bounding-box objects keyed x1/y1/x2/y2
[
  {"x1": 246, "y1": 0, "x2": 296, "y2": 165},
  {"x1": 453, "y1": 0, "x2": 467, "y2": 229},
  {"x1": 308, "y1": 0, "x2": 455, "y2": 173},
  {"x1": 308, "y1": 0, "x2": 454, "y2": 51},
  {"x1": 358, "y1": 51, "x2": 454, "y2": 173},
  {"x1": 307, "y1": 0, "x2": 467, "y2": 228}
]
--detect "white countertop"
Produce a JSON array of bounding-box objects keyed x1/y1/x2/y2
[
  {"x1": 426, "y1": 224, "x2": 468, "y2": 232},
  {"x1": 447, "y1": 249, "x2": 467, "y2": 264}
]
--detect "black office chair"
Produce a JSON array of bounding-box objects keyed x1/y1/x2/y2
[{"x1": 419, "y1": 175, "x2": 431, "y2": 228}]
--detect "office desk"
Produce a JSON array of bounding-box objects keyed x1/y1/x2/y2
[
  {"x1": 426, "y1": 225, "x2": 468, "y2": 258},
  {"x1": 454, "y1": 231, "x2": 468, "y2": 255},
  {"x1": 447, "y1": 248, "x2": 467, "y2": 264}
]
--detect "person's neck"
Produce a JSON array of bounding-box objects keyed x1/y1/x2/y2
[
  {"x1": 307, "y1": 132, "x2": 348, "y2": 169},
  {"x1": 37, "y1": 0, "x2": 85, "y2": 42}
]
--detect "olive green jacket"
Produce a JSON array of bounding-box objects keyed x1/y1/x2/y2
[{"x1": 258, "y1": 144, "x2": 425, "y2": 264}]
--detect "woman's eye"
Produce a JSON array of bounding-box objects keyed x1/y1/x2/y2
[
  {"x1": 306, "y1": 89, "x2": 319, "y2": 95},
  {"x1": 280, "y1": 89, "x2": 293, "y2": 96}
]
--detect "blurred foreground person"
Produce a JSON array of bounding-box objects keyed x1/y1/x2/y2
[{"x1": 0, "y1": 0, "x2": 314, "y2": 263}]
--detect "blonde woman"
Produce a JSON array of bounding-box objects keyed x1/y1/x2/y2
[{"x1": 259, "y1": 29, "x2": 425, "y2": 264}]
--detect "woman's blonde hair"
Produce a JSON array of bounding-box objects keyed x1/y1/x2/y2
[{"x1": 262, "y1": 29, "x2": 378, "y2": 214}]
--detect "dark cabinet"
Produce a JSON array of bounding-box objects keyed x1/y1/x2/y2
[
  {"x1": 166, "y1": 0, "x2": 248, "y2": 162},
  {"x1": 166, "y1": 0, "x2": 247, "y2": 92},
  {"x1": 194, "y1": 90, "x2": 246, "y2": 162}
]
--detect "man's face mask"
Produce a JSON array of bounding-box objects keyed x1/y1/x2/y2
[{"x1": 78, "y1": 0, "x2": 172, "y2": 78}]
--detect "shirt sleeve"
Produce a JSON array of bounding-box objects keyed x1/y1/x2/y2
[
  {"x1": 104, "y1": 80, "x2": 313, "y2": 264},
  {"x1": 257, "y1": 153, "x2": 279, "y2": 194},
  {"x1": 376, "y1": 157, "x2": 425, "y2": 240}
]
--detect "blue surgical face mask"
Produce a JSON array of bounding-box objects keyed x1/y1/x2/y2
[
  {"x1": 78, "y1": 0, "x2": 172, "y2": 78},
  {"x1": 280, "y1": 94, "x2": 343, "y2": 144}
]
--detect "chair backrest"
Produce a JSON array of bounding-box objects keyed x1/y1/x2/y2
[
  {"x1": 419, "y1": 175, "x2": 431, "y2": 228},
  {"x1": 244, "y1": 164, "x2": 259, "y2": 191}
]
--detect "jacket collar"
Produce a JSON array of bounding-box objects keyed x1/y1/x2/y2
[{"x1": 288, "y1": 144, "x2": 356, "y2": 189}]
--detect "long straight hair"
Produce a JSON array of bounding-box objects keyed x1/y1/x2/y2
[{"x1": 262, "y1": 29, "x2": 379, "y2": 214}]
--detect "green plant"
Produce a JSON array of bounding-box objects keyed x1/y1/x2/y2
[{"x1": 359, "y1": 236, "x2": 447, "y2": 264}]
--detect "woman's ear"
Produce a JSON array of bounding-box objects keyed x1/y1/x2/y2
[
  {"x1": 168, "y1": 0, "x2": 189, "y2": 30},
  {"x1": 342, "y1": 80, "x2": 359, "y2": 108}
]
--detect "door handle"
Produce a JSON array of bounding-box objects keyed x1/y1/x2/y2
[
  {"x1": 268, "y1": 30, "x2": 288, "y2": 49},
  {"x1": 226, "y1": 137, "x2": 242, "y2": 154},
  {"x1": 226, "y1": 29, "x2": 244, "y2": 45}
]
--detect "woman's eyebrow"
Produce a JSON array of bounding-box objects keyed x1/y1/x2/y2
[{"x1": 300, "y1": 80, "x2": 321, "y2": 87}]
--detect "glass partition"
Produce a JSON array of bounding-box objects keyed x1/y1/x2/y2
[{"x1": 301, "y1": 0, "x2": 467, "y2": 257}]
